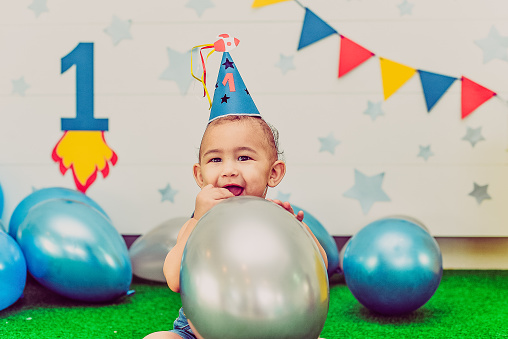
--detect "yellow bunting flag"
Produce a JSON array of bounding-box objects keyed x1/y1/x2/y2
[
  {"x1": 379, "y1": 57, "x2": 417, "y2": 100},
  {"x1": 252, "y1": 0, "x2": 291, "y2": 8}
]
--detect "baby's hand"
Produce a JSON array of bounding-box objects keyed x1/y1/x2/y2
[
  {"x1": 267, "y1": 199, "x2": 304, "y2": 222},
  {"x1": 194, "y1": 184, "x2": 234, "y2": 220}
]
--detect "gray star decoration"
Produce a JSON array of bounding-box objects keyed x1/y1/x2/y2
[
  {"x1": 186, "y1": 0, "x2": 214, "y2": 17},
  {"x1": 275, "y1": 191, "x2": 291, "y2": 202},
  {"x1": 462, "y1": 126, "x2": 485, "y2": 147},
  {"x1": 469, "y1": 182, "x2": 491, "y2": 205},
  {"x1": 275, "y1": 54, "x2": 296, "y2": 75},
  {"x1": 363, "y1": 100, "x2": 384, "y2": 121},
  {"x1": 474, "y1": 26, "x2": 508, "y2": 63},
  {"x1": 398, "y1": 0, "x2": 414, "y2": 16},
  {"x1": 160, "y1": 48, "x2": 193, "y2": 95},
  {"x1": 12, "y1": 77, "x2": 30, "y2": 96},
  {"x1": 159, "y1": 184, "x2": 178, "y2": 203},
  {"x1": 104, "y1": 16, "x2": 133, "y2": 46},
  {"x1": 318, "y1": 132, "x2": 341, "y2": 154},
  {"x1": 417, "y1": 145, "x2": 434, "y2": 161},
  {"x1": 28, "y1": 0, "x2": 48, "y2": 17},
  {"x1": 343, "y1": 169, "x2": 391, "y2": 214}
]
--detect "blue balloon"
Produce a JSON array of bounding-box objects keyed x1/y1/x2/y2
[
  {"x1": 0, "y1": 182, "x2": 4, "y2": 219},
  {"x1": 292, "y1": 205, "x2": 339, "y2": 277},
  {"x1": 9, "y1": 187, "x2": 108, "y2": 240},
  {"x1": 16, "y1": 199, "x2": 131, "y2": 302},
  {"x1": 0, "y1": 231, "x2": 27, "y2": 311},
  {"x1": 380, "y1": 214, "x2": 430, "y2": 234},
  {"x1": 343, "y1": 218, "x2": 442, "y2": 315}
]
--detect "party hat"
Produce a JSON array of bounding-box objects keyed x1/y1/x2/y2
[
  {"x1": 191, "y1": 34, "x2": 260, "y2": 123},
  {"x1": 209, "y1": 52, "x2": 260, "y2": 122}
]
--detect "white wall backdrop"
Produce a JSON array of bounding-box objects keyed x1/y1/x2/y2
[{"x1": 2, "y1": 0, "x2": 508, "y2": 237}]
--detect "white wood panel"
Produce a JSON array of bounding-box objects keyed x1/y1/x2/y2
[{"x1": 1, "y1": 0, "x2": 508, "y2": 237}]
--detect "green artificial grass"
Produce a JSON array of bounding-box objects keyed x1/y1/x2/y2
[{"x1": 1, "y1": 271, "x2": 507, "y2": 338}]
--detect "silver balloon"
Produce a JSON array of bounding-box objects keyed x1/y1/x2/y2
[
  {"x1": 129, "y1": 217, "x2": 188, "y2": 282},
  {"x1": 338, "y1": 238, "x2": 351, "y2": 274},
  {"x1": 181, "y1": 196, "x2": 329, "y2": 339}
]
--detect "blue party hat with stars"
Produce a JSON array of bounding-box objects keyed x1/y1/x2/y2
[{"x1": 209, "y1": 52, "x2": 260, "y2": 122}]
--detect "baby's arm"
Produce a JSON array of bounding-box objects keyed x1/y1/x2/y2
[
  {"x1": 302, "y1": 221, "x2": 328, "y2": 269},
  {"x1": 163, "y1": 184, "x2": 234, "y2": 292},
  {"x1": 163, "y1": 217, "x2": 198, "y2": 292},
  {"x1": 268, "y1": 199, "x2": 329, "y2": 270}
]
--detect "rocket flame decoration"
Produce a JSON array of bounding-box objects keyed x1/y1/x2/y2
[
  {"x1": 52, "y1": 131, "x2": 117, "y2": 193},
  {"x1": 52, "y1": 43, "x2": 117, "y2": 193},
  {"x1": 191, "y1": 34, "x2": 240, "y2": 108}
]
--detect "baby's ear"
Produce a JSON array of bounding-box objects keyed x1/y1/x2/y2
[
  {"x1": 268, "y1": 160, "x2": 286, "y2": 187},
  {"x1": 193, "y1": 163, "x2": 204, "y2": 188}
]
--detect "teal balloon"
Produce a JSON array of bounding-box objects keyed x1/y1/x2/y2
[
  {"x1": 0, "y1": 231, "x2": 27, "y2": 311},
  {"x1": 9, "y1": 187, "x2": 108, "y2": 240},
  {"x1": 292, "y1": 205, "x2": 339, "y2": 277},
  {"x1": 381, "y1": 214, "x2": 430, "y2": 234},
  {"x1": 0, "y1": 182, "x2": 4, "y2": 219},
  {"x1": 16, "y1": 199, "x2": 131, "y2": 302},
  {"x1": 343, "y1": 218, "x2": 442, "y2": 315}
]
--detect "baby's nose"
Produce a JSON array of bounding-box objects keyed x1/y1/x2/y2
[{"x1": 221, "y1": 161, "x2": 239, "y2": 176}]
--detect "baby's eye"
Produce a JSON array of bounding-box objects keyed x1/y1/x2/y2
[
  {"x1": 238, "y1": 156, "x2": 251, "y2": 161},
  {"x1": 209, "y1": 158, "x2": 222, "y2": 163}
]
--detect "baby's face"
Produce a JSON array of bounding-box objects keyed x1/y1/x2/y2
[{"x1": 195, "y1": 119, "x2": 278, "y2": 198}]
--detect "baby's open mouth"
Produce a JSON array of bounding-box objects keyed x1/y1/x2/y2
[{"x1": 225, "y1": 185, "x2": 244, "y2": 196}]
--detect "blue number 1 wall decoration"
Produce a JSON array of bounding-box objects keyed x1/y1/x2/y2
[{"x1": 52, "y1": 42, "x2": 118, "y2": 193}]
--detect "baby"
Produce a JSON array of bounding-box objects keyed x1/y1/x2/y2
[{"x1": 144, "y1": 115, "x2": 328, "y2": 339}]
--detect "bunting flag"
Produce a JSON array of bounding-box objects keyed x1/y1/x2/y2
[
  {"x1": 461, "y1": 76, "x2": 497, "y2": 119},
  {"x1": 380, "y1": 57, "x2": 417, "y2": 100},
  {"x1": 252, "y1": 0, "x2": 291, "y2": 8},
  {"x1": 297, "y1": 8, "x2": 338, "y2": 50},
  {"x1": 418, "y1": 70, "x2": 457, "y2": 112},
  {"x1": 338, "y1": 35, "x2": 375, "y2": 78}
]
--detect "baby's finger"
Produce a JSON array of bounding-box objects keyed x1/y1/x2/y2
[
  {"x1": 282, "y1": 201, "x2": 295, "y2": 214},
  {"x1": 296, "y1": 210, "x2": 304, "y2": 222},
  {"x1": 215, "y1": 187, "x2": 235, "y2": 199},
  {"x1": 269, "y1": 199, "x2": 285, "y2": 208},
  {"x1": 271, "y1": 199, "x2": 283, "y2": 206}
]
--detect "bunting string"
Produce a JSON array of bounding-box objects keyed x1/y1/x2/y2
[{"x1": 252, "y1": 0, "x2": 508, "y2": 118}]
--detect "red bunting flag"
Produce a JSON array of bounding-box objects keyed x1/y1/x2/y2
[
  {"x1": 338, "y1": 35, "x2": 375, "y2": 78},
  {"x1": 461, "y1": 76, "x2": 496, "y2": 119}
]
